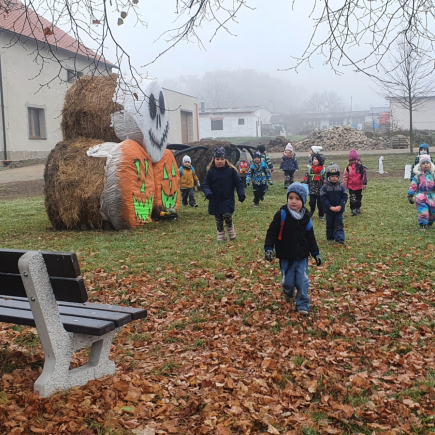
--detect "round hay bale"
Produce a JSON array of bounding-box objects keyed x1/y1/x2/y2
[
  {"x1": 152, "y1": 149, "x2": 180, "y2": 217},
  {"x1": 61, "y1": 73, "x2": 121, "y2": 142},
  {"x1": 100, "y1": 140, "x2": 155, "y2": 229},
  {"x1": 44, "y1": 138, "x2": 107, "y2": 230},
  {"x1": 175, "y1": 140, "x2": 240, "y2": 184}
]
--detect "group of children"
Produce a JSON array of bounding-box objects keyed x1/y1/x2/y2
[{"x1": 178, "y1": 142, "x2": 435, "y2": 315}]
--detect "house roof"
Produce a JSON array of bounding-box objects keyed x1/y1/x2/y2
[{"x1": 0, "y1": 0, "x2": 116, "y2": 67}]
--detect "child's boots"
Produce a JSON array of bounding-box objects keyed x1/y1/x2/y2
[
  {"x1": 227, "y1": 225, "x2": 236, "y2": 241},
  {"x1": 217, "y1": 231, "x2": 226, "y2": 241}
]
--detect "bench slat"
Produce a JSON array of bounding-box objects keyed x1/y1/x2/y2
[
  {"x1": 0, "y1": 298, "x2": 133, "y2": 328},
  {"x1": 0, "y1": 273, "x2": 88, "y2": 303},
  {"x1": 58, "y1": 301, "x2": 148, "y2": 321},
  {"x1": 0, "y1": 297, "x2": 147, "y2": 321},
  {"x1": 0, "y1": 249, "x2": 81, "y2": 277},
  {"x1": 0, "y1": 306, "x2": 115, "y2": 336}
]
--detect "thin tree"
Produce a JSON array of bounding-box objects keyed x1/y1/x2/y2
[
  {"x1": 376, "y1": 33, "x2": 435, "y2": 153},
  {"x1": 302, "y1": 91, "x2": 344, "y2": 113}
]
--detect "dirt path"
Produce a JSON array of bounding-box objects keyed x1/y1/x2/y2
[{"x1": 0, "y1": 164, "x2": 44, "y2": 183}]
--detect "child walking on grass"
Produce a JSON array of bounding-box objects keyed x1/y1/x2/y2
[
  {"x1": 302, "y1": 153, "x2": 325, "y2": 220},
  {"x1": 203, "y1": 147, "x2": 245, "y2": 241},
  {"x1": 280, "y1": 143, "x2": 299, "y2": 188},
  {"x1": 264, "y1": 183, "x2": 321, "y2": 315},
  {"x1": 179, "y1": 155, "x2": 200, "y2": 207},
  {"x1": 246, "y1": 151, "x2": 272, "y2": 207},
  {"x1": 320, "y1": 163, "x2": 348, "y2": 244},
  {"x1": 408, "y1": 154, "x2": 435, "y2": 230},
  {"x1": 342, "y1": 149, "x2": 367, "y2": 216}
]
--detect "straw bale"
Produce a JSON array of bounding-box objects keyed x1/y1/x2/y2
[
  {"x1": 61, "y1": 74, "x2": 121, "y2": 142},
  {"x1": 175, "y1": 140, "x2": 240, "y2": 184},
  {"x1": 44, "y1": 138, "x2": 106, "y2": 230}
]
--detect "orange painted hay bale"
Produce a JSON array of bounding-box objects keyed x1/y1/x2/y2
[{"x1": 152, "y1": 149, "x2": 180, "y2": 216}]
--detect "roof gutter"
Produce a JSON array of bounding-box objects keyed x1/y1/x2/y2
[{"x1": 0, "y1": 50, "x2": 8, "y2": 166}]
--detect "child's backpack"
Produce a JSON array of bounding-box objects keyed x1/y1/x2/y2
[{"x1": 239, "y1": 161, "x2": 249, "y2": 174}]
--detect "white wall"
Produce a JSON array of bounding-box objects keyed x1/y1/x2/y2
[
  {"x1": 163, "y1": 88, "x2": 199, "y2": 143},
  {"x1": 199, "y1": 112, "x2": 259, "y2": 138},
  {"x1": 390, "y1": 98, "x2": 435, "y2": 130},
  {"x1": 0, "y1": 32, "x2": 113, "y2": 161}
]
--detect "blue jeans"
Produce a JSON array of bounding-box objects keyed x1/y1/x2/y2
[
  {"x1": 325, "y1": 213, "x2": 345, "y2": 242},
  {"x1": 280, "y1": 258, "x2": 310, "y2": 312}
]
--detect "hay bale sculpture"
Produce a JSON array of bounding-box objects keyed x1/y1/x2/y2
[{"x1": 45, "y1": 78, "x2": 180, "y2": 230}]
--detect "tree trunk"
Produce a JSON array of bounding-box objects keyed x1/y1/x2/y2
[{"x1": 409, "y1": 97, "x2": 413, "y2": 154}]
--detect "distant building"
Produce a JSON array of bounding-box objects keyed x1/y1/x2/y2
[
  {"x1": 389, "y1": 97, "x2": 435, "y2": 130},
  {"x1": 199, "y1": 106, "x2": 273, "y2": 139},
  {"x1": 0, "y1": 0, "x2": 116, "y2": 163},
  {"x1": 163, "y1": 88, "x2": 199, "y2": 144}
]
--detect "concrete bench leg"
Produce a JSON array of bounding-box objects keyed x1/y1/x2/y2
[{"x1": 18, "y1": 251, "x2": 118, "y2": 397}]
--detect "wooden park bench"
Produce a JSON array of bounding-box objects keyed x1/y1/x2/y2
[{"x1": 0, "y1": 249, "x2": 147, "y2": 397}]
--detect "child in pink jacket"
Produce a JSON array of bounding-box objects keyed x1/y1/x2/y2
[{"x1": 342, "y1": 149, "x2": 367, "y2": 216}]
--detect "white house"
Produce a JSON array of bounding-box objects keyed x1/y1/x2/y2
[
  {"x1": 0, "y1": 1, "x2": 117, "y2": 164},
  {"x1": 199, "y1": 106, "x2": 272, "y2": 139},
  {"x1": 390, "y1": 97, "x2": 435, "y2": 131},
  {"x1": 163, "y1": 88, "x2": 199, "y2": 144}
]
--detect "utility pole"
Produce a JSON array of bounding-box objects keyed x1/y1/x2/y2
[{"x1": 348, "y1": 96, "x2": 353, "y2": 125}]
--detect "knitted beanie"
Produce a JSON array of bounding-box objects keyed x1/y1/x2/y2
[
  {"x1": 419, "y1": 154, "x2": 432, "y2": 165},
  {"x1": 326, "y1": 163, "x2": 340, "y2": 180},
  {"x1": 287, "y1": 182, "x2": 308, "y2": 205},
  {"x1": 285, "y1": 143, "x2": 293, "y2": 152},
  {"x1": 312, "y1": 153, "x2": 324, "y2": 166},
  {"x1": 253, "y1": 151, "x2": 262, "y2": 160},
  {"x1": 257, "y1": 145, "x2": 266, "y2": 153},
  {"x1": 239, "y1": 150, "x2": 248, "y2": 161},
  {"x1": 311, "y1": 146, "x2": 323, "y2": 154},
  {"x1": 214, "y1": 147, "x2": 226, "y2": 159},
  {"x1": 348, "y1": 149, "x2": 359, "y2": 161},
  {"x1": 419, "y1": 143, "x2": 429, "y2": 153},
  {"x1": 182, "y1": 155, "x2": 191, "y2": 163}
]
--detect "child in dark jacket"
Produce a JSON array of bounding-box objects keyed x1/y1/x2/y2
[
  {"x1": 264, "y1": 183, "x2": 321, "y2": 315},
  {"x1": 342, "y1": 149, "x2": 367, "y2": 216},
  {"x1": 302, "y1": 153, "x2": 325, "y2": 220},
  {"x1": 320, "y1": 163, "x2": 348, "y2": 244},
  {"x1": 246, "y1": 151, "x2": 272, "y2": 207},
  {"x1": 280, "y1": 143, "x2": 299, "y2": 188},
  {"x1": 202, "y1": 147, "x2": 245, "y2": 241}
]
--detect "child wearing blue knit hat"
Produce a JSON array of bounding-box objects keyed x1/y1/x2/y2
[{"x1": 264, "y1": 182, "x2": 321, "y2": 315}]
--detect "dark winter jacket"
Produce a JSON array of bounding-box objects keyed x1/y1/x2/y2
[
  {"x1": 264, "y1": 206, "x2": 319, "y2": 260},
  {"x1": 280, "y1": 154, "x2": 299, "y2": 172},
  {"x1": 320, "y1": 180, "x2": 348, "y2": 215},
  {"x1": 302, "y1": 166, "x2": 325, "y2": 195},
  {"x1": 202, "y1": 165, "x2": 245, "y2": 215}
]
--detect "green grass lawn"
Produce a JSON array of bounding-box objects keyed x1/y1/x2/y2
[{"x1": 1, "y1": 153, "x2": 434, "y2": 435}]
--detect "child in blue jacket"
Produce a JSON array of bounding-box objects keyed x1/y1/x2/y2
[
  {"x1": 246, "y1": 151, "x2": 272, "y2": 207},
  {"x1": 280, "y1": 143, "x2": 299, "y2": 188},
  {"x1": 320, "y1": 163, "x2": 348, "y2": 244}
]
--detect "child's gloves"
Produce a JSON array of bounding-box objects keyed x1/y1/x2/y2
[
  {"x1": 313, "y1": 254, "x2": 322, "y2": 266},
  {"x1": 206, "y1": 193, "x2": 214, "y2": 200},
  {"x1": 196, "y1": 181, "x2": 200, "y2": 187},
  {"x1": 238, "y1": 195, "x2": 246, "y2": 202},
  {"x1": 264, "y1": 249, "x2": 274, "y2": 262},
  {"x1": 408, "y1": 195, "x2": 414, "y2": 204},
  {"x1": 269, "y1": 180, "x2": 273, "y2": 185}
]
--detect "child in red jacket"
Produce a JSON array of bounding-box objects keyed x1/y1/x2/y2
[{"x1": 342, "y1": 149, "x2": 367, "y2": 216}]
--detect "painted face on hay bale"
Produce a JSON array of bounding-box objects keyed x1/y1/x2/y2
[
  {"x1": 100, "y1": 140, "x2": 155, "y2": 229},
  {"x1": 152, "y1": 149, "x2": 180, "y2": 215}
]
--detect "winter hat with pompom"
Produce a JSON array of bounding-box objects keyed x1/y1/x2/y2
[
  {"x1": 182, "y1": 155, "x2": 191, "y2": 164},
  {"x1": 348, "y1": 149, "x2": 360, "y2": 161},
  {"x1": 419, "y1": 154, "x2": 432, "y2": 165},
  {"x1": 285, "y1": 143, "x2": 293, "y2": 152}
]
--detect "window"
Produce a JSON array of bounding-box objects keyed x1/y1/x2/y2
[
  {"x1": 211, "y1": 119, "x2": 223, "y2": 130},
  {"x1": 329, "y1": 118, "x2": 343, "y2": 127},
  {"x1": 28, "y1": 107, "x2": 46, "y2": 139},
  {"x1": 67, "y1": 69, "x2": 83, "y2": 83},
  {"x1": 238, "y1": 118, "x2": 244, "y2": 125}
]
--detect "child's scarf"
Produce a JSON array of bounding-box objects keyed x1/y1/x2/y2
[{"x1": 311, "y1": 165, "x2": 324, "y2": 181}]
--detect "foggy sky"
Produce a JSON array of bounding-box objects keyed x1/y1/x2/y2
[{"x1": 107, "y1": 0, "x2": 387, "y2": 111}]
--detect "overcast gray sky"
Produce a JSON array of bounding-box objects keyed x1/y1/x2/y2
[{"x1": 107, "y1": 0, "x2": 387, "y2": 111}]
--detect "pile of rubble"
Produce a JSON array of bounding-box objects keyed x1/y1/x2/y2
[{"x1": 292, "y1": 126, "x2": 391, "y2": 151}]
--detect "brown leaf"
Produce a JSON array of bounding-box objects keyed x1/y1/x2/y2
[
  {"x1": 42, "y1": 27, "x2": 53, "y2": 36},
  {"x1": 113, "y1": 381, "x2": 129, "y2": 392}
]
